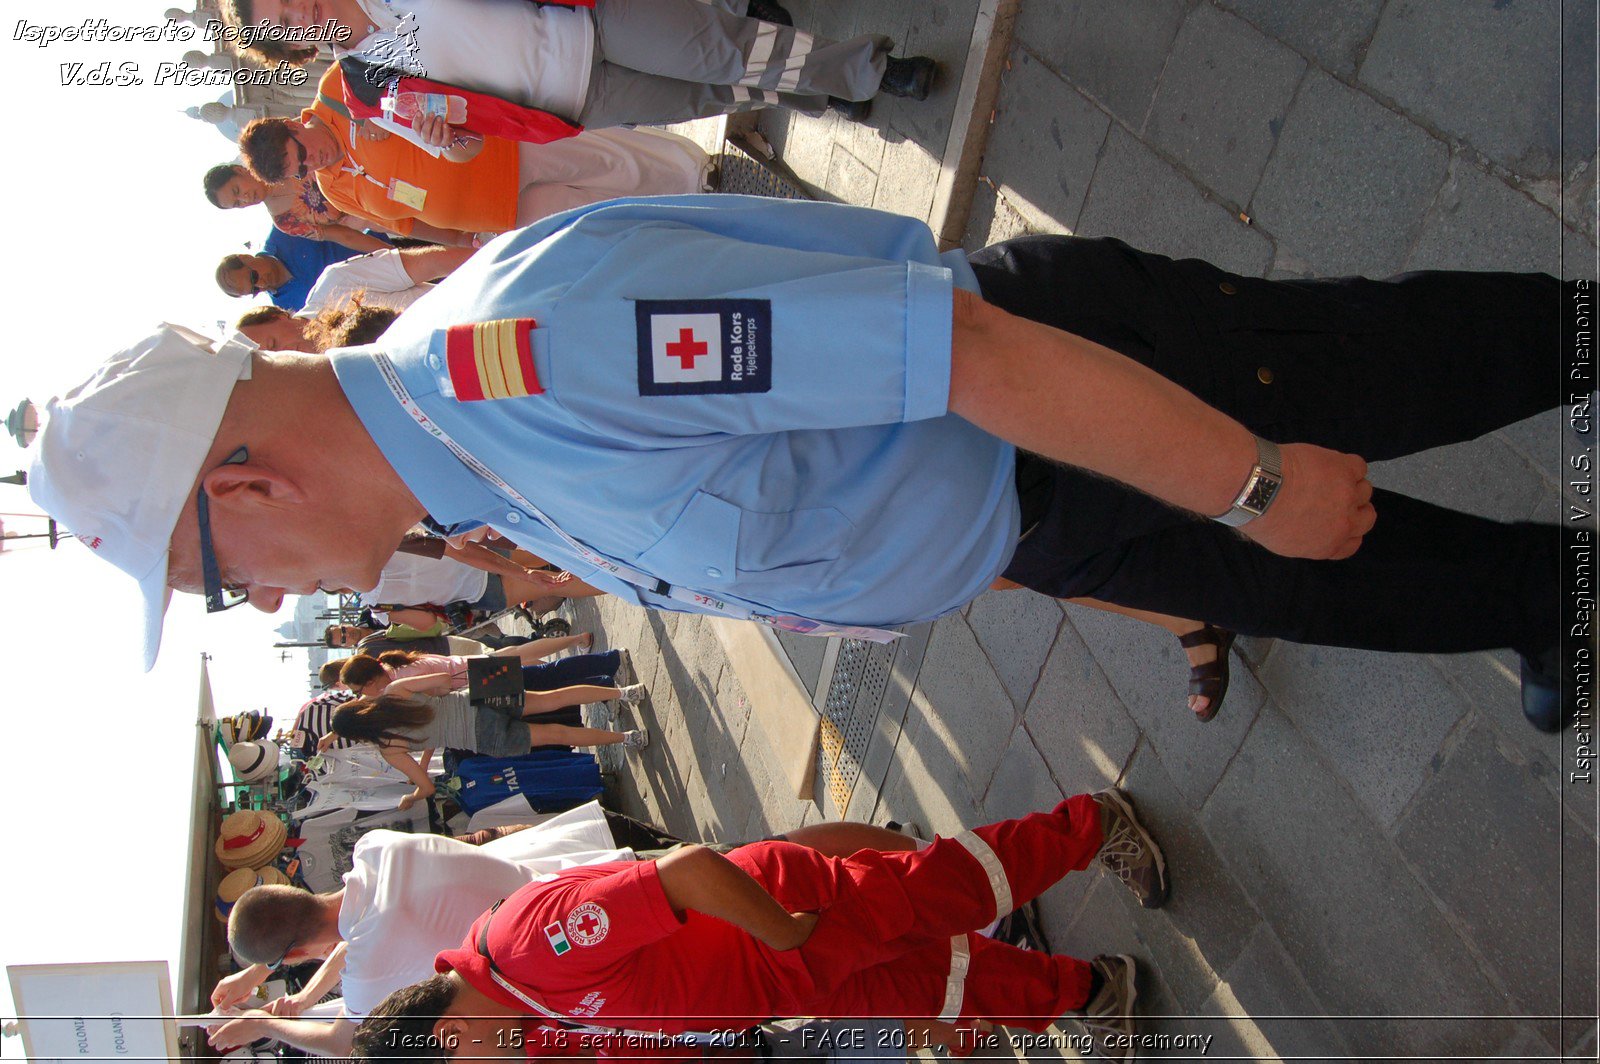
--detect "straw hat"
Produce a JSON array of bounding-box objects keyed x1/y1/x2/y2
[
  {"x1": 214, "y1": 865, "x2": 291, "y2": 921},
  {"x1": 215, "y1": 810, "x2": 288, "y2": 870},
  {"x1": 228, "y1": 740, "x2": 279, "y2": 784}
]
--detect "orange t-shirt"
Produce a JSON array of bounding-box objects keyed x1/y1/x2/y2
[{"x1": 307, "y1": 66, "x2": 519, "y2": 235}]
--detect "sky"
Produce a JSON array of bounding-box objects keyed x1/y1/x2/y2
[{"x1": 0, "y1": 2, "x2": 323, "y2": 1048}]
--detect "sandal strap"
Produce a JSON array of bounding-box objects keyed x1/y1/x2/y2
[
  {"x1": 1187, "y1": 660, "x2": 1227, "y2": 698},
  {"x1": 1178, "y1": 625, "x2": 1235, "y2": 650}
]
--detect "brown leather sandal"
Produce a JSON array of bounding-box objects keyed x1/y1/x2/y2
[{"x1": 1178, "y1": 625, "x2": 1236, "y2": 723}]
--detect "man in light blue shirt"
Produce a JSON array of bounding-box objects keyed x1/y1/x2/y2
[
  {"x1": 328, "y1": 199, "x2": 1017, "y2": 635},
  {"x1": 30, "y1": 197, "x2": 1572, "y2": 728}
]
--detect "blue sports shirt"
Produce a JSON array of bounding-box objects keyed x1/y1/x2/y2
[
  {"x1": 262, "y1": 228, "x2": 364, "y2": 312},
  {"x1": 329, "y1": 196, "x2": 1020, "y2": 631}
]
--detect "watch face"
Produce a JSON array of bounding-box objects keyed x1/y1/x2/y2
[{"x1": 1243, "y1": 473, "x2": 1282, "y2": 513}]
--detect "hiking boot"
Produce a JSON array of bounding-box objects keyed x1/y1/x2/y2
[
  {"x1": 1093, "y1": 789, "x2": 1169, "y2": 909},
  {"x1": 622, "y1": 728, "x2": 650, "y2": 751},
  {"x1": 828, "y1": 96, "x2": 872, "y2": 122},
  {"x1": 879, "y1": 55, "x2": 936, "y2": 100},
  {"x1": 1074, "y1": 954, "x2": 1138, "y2": 1062}
]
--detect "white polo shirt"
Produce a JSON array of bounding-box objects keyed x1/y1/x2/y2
[
  {"x1": 300, "y1": 249, "x2": 433, "y2": 315},
  {"x1": 359, "y1": 550, "x2": 488, "y2": 621},
  {"x1": 350, "y1": 0, "x2": 593, "y2": 122},
  {"x1": 337, "y1": 805, "x2": 628, "y2": 1016}
]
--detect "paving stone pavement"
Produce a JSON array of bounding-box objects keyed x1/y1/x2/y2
[{"x1": 565, "y1": 2, "x2": 1596, "y2": 1060}]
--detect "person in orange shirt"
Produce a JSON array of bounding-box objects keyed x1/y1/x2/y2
[{"x1": 239, "y1": 66, "x2": 711, "y2": 245}]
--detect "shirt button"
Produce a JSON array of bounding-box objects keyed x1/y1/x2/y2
[
  {"x1": 705, "y1": 567, "x2": 723, "y2": 578},
  {"x1": 505, "y1": 511, "x2": 522, "y2": 524},
  {"x1": 1219, "y1": 282, "x2": 1238, "y2": 295},
  {"x1": 1257, "y1": 367, "x2": 1275, "y2": 384},
  {"x1": 426, "y1": 353, "x2": 442, "y2": 370}
]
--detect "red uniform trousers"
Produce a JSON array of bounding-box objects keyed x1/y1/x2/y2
[{"x1": 760, "y1": 794, "x2": 1105, "y2": 1030}]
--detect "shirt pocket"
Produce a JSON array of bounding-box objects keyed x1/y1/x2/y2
[{"x1": 635, "y1": 491, "x2": 854, "y2": 588}]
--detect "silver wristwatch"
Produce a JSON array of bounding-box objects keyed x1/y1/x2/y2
[{"x1": 1213, "y1": 437, "x2": 1283, "y2": 527}]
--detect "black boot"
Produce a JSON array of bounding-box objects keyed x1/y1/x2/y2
[
  {"x1": 745, "y1": 0, "x2": 794, "y2": 26},
  {"x1": 828, "y1": 96, "x2": 872, "y2": 122},
  {"x1": 879, "y1": 55, "x2": 936, "y2": 100}
]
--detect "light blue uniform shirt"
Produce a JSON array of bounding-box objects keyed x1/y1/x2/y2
[{"x1": 330, "y1": 196, "x2": 1020, "y2": 631}]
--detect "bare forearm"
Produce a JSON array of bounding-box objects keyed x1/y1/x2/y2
[
  {"x1": 295, "y1": 943, "x2": 347, "y2": 1007},
  {"x1": 655, "y1": 846, "x2": 811, "y2": 950},
  {"x1": 442, "y1": 133, "x2": 485, "y2": 163},
  {"x1": 387, "y1": 606, "x2": 442, "y2": 630},
  {"x1": 380, "y1": 745, "x2": 435, "y2": 793},
  {"x1": 444, "y1": 541, "x2": 535, "y2": 582},
  {"x1": 948, "y1": 288, "x2": 1253, "y2": 517},
  {"x1": 318, "y1": 224, "x2": 391, "y2": 253},
  {"x1": 462, "y1": 823, "x2": 538, "y2": 845},
  {"x1": 549, "y1": 574, "x2": 606, "y2": 598},
  {"x1": 251, "y1": 1017, "x2": 354, "y2": 1056},
  {"x1": 947, "y1": 289, "x2": 1375, "y2": 559},
  {"x1": 211, "y1": 963, "x2": 269, "y2": 1008},
  {"x1": 399, "y1": 245, "x2": 476, "y2": 284},
  {"x1": 386, "y1": 672, "x2": 454, "y2": 696},
  {"x1": 406, "y1": 221, "x2": 477, "y2": 246}
]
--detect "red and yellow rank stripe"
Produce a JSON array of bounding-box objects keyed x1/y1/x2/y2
[{"x1": 446, "y1": 318, "x2": 544, "y2": 401}]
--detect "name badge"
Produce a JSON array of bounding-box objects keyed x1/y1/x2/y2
[{"x1": 388, "y1": 177, "x2": 428, "y2": 210}]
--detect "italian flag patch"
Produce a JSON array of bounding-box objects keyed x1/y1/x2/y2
[
  {"x1": 446, "y1": 318, "x2": 543, "y2": 401},
  {"x1": 544, "y1": 921, "x2": 572, "y2": 956}
]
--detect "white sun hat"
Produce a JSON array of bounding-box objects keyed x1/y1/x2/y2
[{"x1": 26, "y1": 324, "x2": 258, "y2": 670}]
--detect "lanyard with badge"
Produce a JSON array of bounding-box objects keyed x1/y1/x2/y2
[
  {"x1": 371, "y1": 351, "x2": 904, "y2": 643},
  {"x1": 342, "y1": 162, "x2": 428, "y2": 210},
  {"x1": 319, "y1": 85, "x2": 429, "y2": 210}
]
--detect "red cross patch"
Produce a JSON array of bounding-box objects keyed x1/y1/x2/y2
[
  {"x1": 565, "y1": 901, "x2": 610, "y2": 947},
  {"x1": 635, "y1": 299, "x2": 772, "y2": 396}
]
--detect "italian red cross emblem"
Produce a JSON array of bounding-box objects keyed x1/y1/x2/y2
[{"x1": 565, "y1": 901, "x2": 610, "y2": 947}]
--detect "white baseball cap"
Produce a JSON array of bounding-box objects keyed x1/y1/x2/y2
[{"x1": 27, "y1": 324, "x2": 258, "y2": 670}]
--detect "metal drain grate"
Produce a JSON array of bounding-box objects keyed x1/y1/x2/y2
[{"x1": 816, "y1": 639, "x2": 895, "y2": 813}]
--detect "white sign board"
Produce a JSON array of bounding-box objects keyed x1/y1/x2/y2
[{"x1": 7, "y1": 961, "x2": 179, "y2": 1061}]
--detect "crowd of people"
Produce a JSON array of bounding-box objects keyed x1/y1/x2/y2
[{"x1": 19, "y1": 0, "x2": 1582, "y2": 1060}]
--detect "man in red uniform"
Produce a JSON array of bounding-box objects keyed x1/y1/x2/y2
[{"x1": 352, "y1": 789, "x2": 1167, "y2": 1063}]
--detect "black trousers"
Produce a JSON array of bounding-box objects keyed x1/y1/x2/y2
[{"x1": 972, "y1": 236, "x2": 1565, "y2": 657}]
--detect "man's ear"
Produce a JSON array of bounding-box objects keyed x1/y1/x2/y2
[
  {"x1": 201, "y1": 461, "x2": 307, "y2": 509},
  {"x1": 433, "y1": 1017, "x2": 469, "y2": 1058}
]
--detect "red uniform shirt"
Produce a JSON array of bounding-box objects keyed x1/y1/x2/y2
[{"x1": 436, "y1": 844, "x2": 914, "y2": 1035}]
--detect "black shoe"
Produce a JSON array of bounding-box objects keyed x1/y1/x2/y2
[
  {"x1": 745, "y1": 0, "x2": 794, "y2": 26},
  {"x1": 879, "y1": 55, "x2": 936, "y2": 100},
  {"x1": 828, "y1": 96, "x2": 872, "y2": 122},
  {"x1": 1519, "y1": 646, "x2": 1572, "y2": 733}
]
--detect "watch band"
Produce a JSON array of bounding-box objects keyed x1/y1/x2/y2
[{"x1": 1213, "y1": 437, "x2": 1284, "y2": 527}]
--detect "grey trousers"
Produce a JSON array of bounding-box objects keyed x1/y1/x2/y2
[{"x1": 578, "y1": 0, "x2": 892, "y2": 127}]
